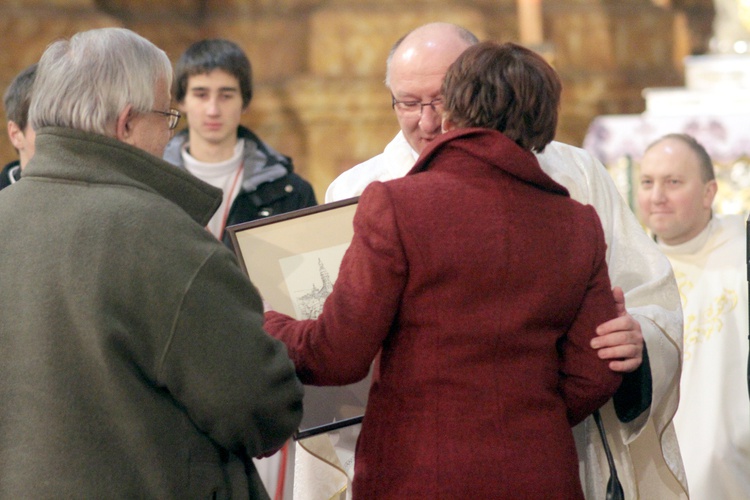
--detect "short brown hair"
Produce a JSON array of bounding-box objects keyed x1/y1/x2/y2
[{"x1": 441, "y1": 41, "x2": 561, "y2": 153}]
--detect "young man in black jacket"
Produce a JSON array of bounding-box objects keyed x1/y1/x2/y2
[{"x1": 163, "y1": 39, "x2": 317, "y2": 247}]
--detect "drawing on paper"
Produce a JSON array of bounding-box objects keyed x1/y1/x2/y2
[{"x1": 279, "y1": 243, "x2": 349, "y2": 319}]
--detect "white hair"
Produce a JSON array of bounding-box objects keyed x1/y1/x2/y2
[{"x1": 29, "y1": 28, "x2": 172, "y2": 136}]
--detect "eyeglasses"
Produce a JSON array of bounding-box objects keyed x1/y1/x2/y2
[
  {"x1": 391, "y1": 96, "x2": 444, "y2": 117},
  {"x1": 151, "y1": 108, "x2": 181, "y2": 130}
]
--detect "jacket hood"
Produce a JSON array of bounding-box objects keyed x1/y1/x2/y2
[
  {"x1": 163, "y1": 125, "x2": 291, "y2": 193},
  {"x1": 0, "y1": 160, "x2": 21, "y2": 189},
  {"x1": 26, "y1": 127, "x2": 222, "y2": 226},
  {"x1": 410, "y1": 128, "x2": 569, "y2": 197}
]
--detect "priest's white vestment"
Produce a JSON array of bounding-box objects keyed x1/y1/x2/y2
[{"x1": 660, "y1": 214, "x2": 750, "y2": 500}]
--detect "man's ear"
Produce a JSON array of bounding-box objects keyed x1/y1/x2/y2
[
  {"x1": 703, "y1": 179, "x2": 718, "y2": 208},
  {"x1": 115, "y1": 104, "x2": 135, "y2": 142},
  {"x1": 441, "y1": 116, "x2": 456, "y2": 133},
  {"x1": 7, "y1": 121, "x2": 24, "y2": 150}
]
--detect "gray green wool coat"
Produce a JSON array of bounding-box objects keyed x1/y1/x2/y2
[{"x1": 0, "y1": 127, "x2": 303, "y2": 499}]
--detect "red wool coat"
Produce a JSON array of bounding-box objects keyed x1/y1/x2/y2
[{"x1": 265, "y1": 128, "x2": 622, "y2": 499}]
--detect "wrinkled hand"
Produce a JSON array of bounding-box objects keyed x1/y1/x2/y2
[{"x1": 591, "y1": 286, "x2": 644, "y2": 373}]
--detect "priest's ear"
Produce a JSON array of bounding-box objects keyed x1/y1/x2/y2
[
  {"x1": 441, "y1": 115, "x2": 457, "y2": 133},
  {"x1": 702, "y1": 179, "x2": 718, "y2": 209}
]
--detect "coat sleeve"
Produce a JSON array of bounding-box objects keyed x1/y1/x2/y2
[
  {"x1": 264, "y1": 181, "x2": 408, "y2": 385},
  {"x1": 157, "y1": 247, "x2": 304, "y2": 457},
  {"x1": 558, "y1": 206, "x2": 623, "y2": 426}
]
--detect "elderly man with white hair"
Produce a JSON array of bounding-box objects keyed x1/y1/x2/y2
[{"x1": 0, "y1": 27, "x2": 303, "y2": 499}]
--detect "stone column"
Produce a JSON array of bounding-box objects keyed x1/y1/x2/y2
[{"x1": 545, "y1": 0, "x2": 685, "y2": 144}]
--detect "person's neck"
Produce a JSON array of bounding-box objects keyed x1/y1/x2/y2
[
  {"x1": 187, "y1": 134, "x2": 240, "y2": 163},
  {"x1": 657, "y1": 213, "x2": 714, "y2": 248}
]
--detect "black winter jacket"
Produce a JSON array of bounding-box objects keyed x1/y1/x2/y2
[
  {"x1": 163, "y1": 126, "x2": 317, "y2": 246},
  {"x1": 0, "y1": 160, "x2": 20, "y2": 190}
]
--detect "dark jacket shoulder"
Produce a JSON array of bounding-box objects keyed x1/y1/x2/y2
[
  {"x1": 163, "y1": 125, "x2": 318, "y2": 246},
  {"x1": 0, "y1": 160, "x2": 21, "y2": 190}
]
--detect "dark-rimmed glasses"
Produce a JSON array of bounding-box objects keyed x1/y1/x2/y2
[
  {"x1": 391, "y1": 96, "x2": 444, "y2": 117},
  {"x1": 151, "y1": 108, "x2": 181, "y2": 130}
]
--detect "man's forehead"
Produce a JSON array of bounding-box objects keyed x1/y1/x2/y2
[
  {"x1": 390, "y1": 41, "x2": 468, "y2": 93},
  {"x1": 641, "y1": 144, "x2": 702, "y2": 177},
  {"x1": 390, "y1": 78, "x2": 443, "y2": 99},
  {"x1": 187, "y1": 84, "x2": 239, "y2": 92},
  {"x1": 187, "y1": 70, "x2": 240, "y2": 91},
  {"x1": 389, "y1": 58, "x2": 454, "y2": 98}
]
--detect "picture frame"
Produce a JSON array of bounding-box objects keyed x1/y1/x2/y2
[{"x1": 226, "y1": 197, "x2": 369, "y2": 439}]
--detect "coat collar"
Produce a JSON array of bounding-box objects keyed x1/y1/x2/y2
[
  {"x1": 409, "y1": 128, "x2": 569, "y2": 197},
  {"x1": 25, "y1": 127, "x2": 222, "y2": 226}
]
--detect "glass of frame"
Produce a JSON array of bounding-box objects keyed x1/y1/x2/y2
[{"x1": 226, "y1": 197, "x2": 369, "y2": 439}]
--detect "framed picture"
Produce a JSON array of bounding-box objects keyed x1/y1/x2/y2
[{"x1": 226, "y1": 197, "x2": 369, "y2": 439}]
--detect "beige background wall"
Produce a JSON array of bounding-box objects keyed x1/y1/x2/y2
[{"x1": 0, "y1": 0, "x2": 714, "y2": 200}]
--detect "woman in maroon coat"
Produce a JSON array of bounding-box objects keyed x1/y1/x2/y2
[{"x1": 264, "y1": 41, "x2": 622, "y2": 498}]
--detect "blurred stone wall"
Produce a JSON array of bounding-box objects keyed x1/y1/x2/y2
[{"x1": 0, "y1": 0, "x2": 713, "y2": 200}]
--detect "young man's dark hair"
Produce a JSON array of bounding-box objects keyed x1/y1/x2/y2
[
  {"x1": 3, "y1": 63, "x2": 38, "y2": 132},
  {"x1": 173, "y1": 39, "x2": 253, "y2": 108},
  {"x1": 2, "y1": 63, "x2": 38, "y2": 188}
]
